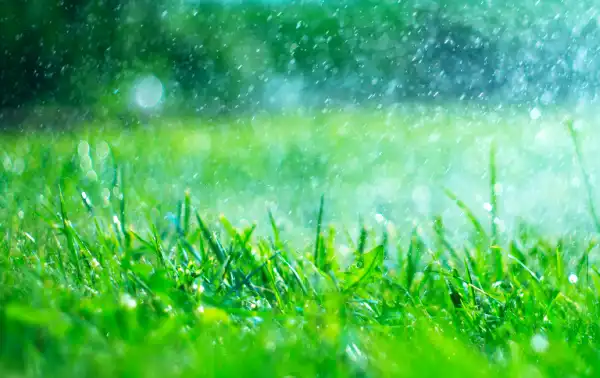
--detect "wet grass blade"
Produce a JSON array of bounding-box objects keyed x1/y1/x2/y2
[
  {"x1": 117, "y1": 165, "x2": 131, "y2": 250},
  {"x1": 444, "y1": 188, "x2": 488, "y2": 243},
  {"x1": 58, "y1": 185, "x2": 82, "y2": 282},
  {"x1": 464, "y1": 257, "x2": 477, "y2": 307},
  {"x1": 268, "y1": 209, "x2": 282, "y2": 248},
  {"x1": 314, "y1": 194, "x2": 325, "y2": 271},
  {"x1": 183, "y1": 189, "x2": 192, "y2": 236},
  {"x1": 276, "y1": 255, "x2": 308, "y2": 295},
  {"x1": 489, "y1": 142, "x2": 499, "y2": 246},
  {"x1": 356, "y1": 223, "x2": 367, "y2": 267},
  {"x1": 344, "y1": 245, "x2": 384, "y2": 293},
  {"x1": 405, "y1": 228, "x2": 423, "y2": 292},
  {"x1": 196, "y1": 212, "x2": 226, "y2": 263},
  {"x1": 489, "y1": 143, "x2": 503, "y2": 280},
  {"x1": 433, "y1": 215, "x2": 460, "y2": 266},
  {"x1": 576, "y1": 239, "x2": 596, "y2": 284},
  {"x1": 566, "y1": 119, "x2": 600, "y2": 234}
]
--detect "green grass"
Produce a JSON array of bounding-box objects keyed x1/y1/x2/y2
[{"x1": 2, "y1": 107, "x2": 600, "y2": 377}]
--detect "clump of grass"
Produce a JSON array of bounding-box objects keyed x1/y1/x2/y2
[{"x1": 1, "y1": 121, "x2": 600, "y2": 378}]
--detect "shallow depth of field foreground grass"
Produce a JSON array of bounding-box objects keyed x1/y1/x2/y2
[{"x1": 2, "y1": 109, "x2": 600, "y2": 377}]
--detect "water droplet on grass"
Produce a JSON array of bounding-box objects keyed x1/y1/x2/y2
[
  {"x1": 91, "y1": 258, "x2": 100, "y2": 270},
  {"x1": 530, "y1": 107, "x2": 542, "y2": 120},
  {"x1": 568, "y1": 273, "x2": 578, "y2": 284}
]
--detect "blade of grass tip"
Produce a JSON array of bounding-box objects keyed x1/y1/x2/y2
[
  {"x1": 381, "y1": 227, "x2": 389, "y2": 259},
  {"x1": 566, "y1": 119, "x2": 600, "y2": 234},
  {"x1": 444, "y1": 188, "x2": 488, "y2": 243},
  {"x1": 268, "y1": 209, "x2": 282, "y2": 248},
  {"x1": 171, "y1": 212, "x2": 202, "y2": 263},
  {"x1": 433, "y1": 215, "x2": 460, "y2": 266},
  {"x1": 150, "y1": 223, "x2": 174, "y2": 272},
  {"x1": 219, "y1": 214, "x2": 238, "y2": 239},
  {"x1": 184, "y1": 189, "x2": 192, "y2": 236},
  {"x1": 555, "y1": 244, "x2": 564, "y2": 283},
  {"x1": 343, "y1": 226, "x2": 357, "y2": 250},
  {"x1": 195, "y1": 212, "x2": 226, "y2": 263},
  {"x1": 109, "y1": 146, "x2": 119, "y2": 189},
  {"x1": 264, "y1": 259, "x2": 285, "y2": 310},
  {"x1": 405, "y1": 228, "x2": 420, "y2": 292},
  {"x1": 118, "y1": 165, "x2": 131, "y2": 250},
  {"x1": 489, "y1": 142, "x2": 499, "y2": 246},
  {"x1": 344, "y1": 244, "x2": 384, "y2": 293},
  {"x1": 462, "y1": 245, "x2": 480, "y2": 282},
  {"x1": 276, "y1": 255, "x2": 308, "y2": 295},
  {"x1": 78, "y1": 187, "x2": 94, "y2": 216},
  {"x1": 177, "y1": 240, "x2": 190, "y2": 265},
  {"x1": 176, "y1": 199, "x2": 183, "y2": 234},
  {"x1": 446, "y1": 278, "x2": 464, "y2": 309},
  {"x1": 464, "y1": 257, "x2": 477, "y2": 307},
  {"x1": 314, "y1": 194, "x2": 325, "y2": 271},
  {"x1": 507, "y1": 253, "x2": 541, "y2": 283},
  {"x1": 52, "y1": 234, "x2": 68, "y2": 282},
  {"x1": 58, "y1": 185, "x2": 82, "y2": 282},
  {"x1": 356, "y1": 222, "x2": 367, "y2": 267},
  {"x1": 243, "y1": 223, "x2": 257, "y2": 245},
  {"x1": 576, "y1": 239, "x2": 596, "y2": 285},
  {"x1": 216, "y1": 254, "x2": 234, "y2": 292},
  {"x1": 489, "y1": 142, "x2": 504, "y2": 281}
]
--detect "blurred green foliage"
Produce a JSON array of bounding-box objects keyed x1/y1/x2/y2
[
  {"x1": 2, "y1": 0, "x2": 600, "y2": 125},
  {"x1": 0, "y1": 0, "x2": 504, "y2": 118}
]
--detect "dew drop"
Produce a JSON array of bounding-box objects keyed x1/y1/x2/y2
[{"x1": 568, "y1": 273, "x2": 578, "y2": 284}]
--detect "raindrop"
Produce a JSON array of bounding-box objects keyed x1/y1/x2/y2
[
  {"x1": 133, "y1": 75, "x2": 164, "y2": 110},
  {"x1": 529, "y1": 107, "x2": 542, "y2": 120},
  {"x1": 568, "y1": 273, "x2": 578, "y2": 284}
]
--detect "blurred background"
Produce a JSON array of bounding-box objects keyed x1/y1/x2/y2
[
  {"x1": 2, "y1": 0, "x2": 600, "y2": 128},
  {"x1": 5, "y1": 0, "x2": 600, "y2": 242}
]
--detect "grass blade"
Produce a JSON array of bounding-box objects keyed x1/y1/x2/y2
[
  {"x1": 196, "y1": 212, "x2": 226, "y2": 263},
  {"x1": 444, "y1": 188, "x2": 488, "y2": 243},
  {"x1": 314, "y1": 194, "x2": 325, "y2": 271},
  {"x1": 488, "y1": 143, "x2": 504, "y2": 280},
  {"x1": 566, "y1": 119, "x2": 600, "y2": 234}
]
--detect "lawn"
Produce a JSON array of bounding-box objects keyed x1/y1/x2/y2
[{"x1": 2, "y1": 105, "x2": 600, "y2": 377}]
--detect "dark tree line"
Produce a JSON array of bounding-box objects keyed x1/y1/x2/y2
[{"x1": 1, "y1": 0, "x2": 599, "y2": 123}]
